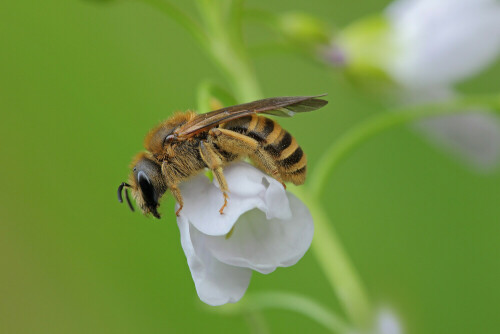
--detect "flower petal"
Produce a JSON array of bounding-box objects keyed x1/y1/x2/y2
[
  {"x1": 191, "y1": 193, "x2": 314, "y2": 274},
  {"x1": 376, "y1": 308, "x2": 403, "y2": 334},
  {"x1": 416, "y1": 112, "x2": 500, "y2": 171},
  {"x1": 400, "y1": 87, "x2": 500, "y2": 170},
  {"x1": 177, "y1": 215, "x2": 252, "y2": 306},
  {"x1": 386, "y1": 0, "x2": 500, "y2": 87},
  {"x1": 177, "y1": 162, "x2": 292, "y2": 236}
]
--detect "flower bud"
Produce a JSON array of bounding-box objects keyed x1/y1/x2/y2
[
  {"x1": 278, "y1": 12, "x2": 331, "y2": 47},
  {"x1": 325, "y1": 15, "x2": 396, "y2": 90}
]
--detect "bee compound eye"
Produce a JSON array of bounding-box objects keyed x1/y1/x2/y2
[{"x1": 137, "y1": 171, "x2": 156, "y2": 206}]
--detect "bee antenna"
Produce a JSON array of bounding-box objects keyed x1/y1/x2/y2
[
  {"x1": 117, "y1": 182, "x2": 127, "y2": 203},
  {"x1": 125, "y1": 188, "x2": 135, "y2": 212},
  {"x1": 118, "y1": 182, "x2": 135, "y2": 212}
]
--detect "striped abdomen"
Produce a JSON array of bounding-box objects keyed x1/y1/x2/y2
[{"x1": 223, "y1": 114, "x2": 306, "y2": 185}]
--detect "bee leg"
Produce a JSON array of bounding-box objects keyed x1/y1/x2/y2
[
  {"x1": 212, "y1": 167, "x2": 229, "y2": 215},
  {"x1": 272, "y1": 169, "x2": 286, "y2": 189},
  {"x1": 209, "y1": 128, "x2": 286, "y2": 188},
  {"x1": 219, "y1": 191, "x2": 229, "y2": 215},
  {"x1": 199, "y1": 141, "x2": 230, "y2": 215},
  {"x1": 161, "y1": 161, "x2": 185, "y2": 216},
  {"x1": 254, "y1": 149, "x2": 286, "y2": 189},
  {"x1": 171, "y1": 185, "x2": 184, "y2": 217}
]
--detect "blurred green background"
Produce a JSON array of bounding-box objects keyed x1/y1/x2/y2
[{"x1": 1, "y1": 0, "x2": 499, "y2": 333}]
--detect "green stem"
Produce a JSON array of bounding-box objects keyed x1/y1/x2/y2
[
  {"x1": 137, "y1": 0, "x2": 208, "y2": 49},
  {"x1": 195, "y1": 0, "x2": 262, "y2": 102},
  {"x1": 291, "y1": 187, "x2": 372, "y2": 328},
  {"x1": 244, "y1": 311, "x2": 271, "y2": 334},
  {"x1": 213, "y1": 291, "x2": 352, "y2": 334},
  {"x1": 310, "y1": 95, "x2": 500, "y2": 198},
  {"x1": 136, "y1": 0, "x2": 261, "y2": 102},
  {"x1": 291, "y1": 94, "x2": 500, "y2": 328}
]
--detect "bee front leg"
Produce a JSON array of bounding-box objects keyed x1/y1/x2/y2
[
  {"x1": 161, "y1": 161, "x2": 184, "y2": 216},
  {"x1": 199, "y1": 141, "x2": 230, "y2": 215},
  {"x1": 171, "y1": 185, "x2": 184, "y2": 217}
]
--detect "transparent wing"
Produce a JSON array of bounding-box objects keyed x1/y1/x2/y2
[{"x1": 174, "y1": 95, "x2": 328, "y2": 140}]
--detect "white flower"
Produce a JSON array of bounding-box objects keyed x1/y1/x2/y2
[
  {"x1": 385, "y1": 0, "x2": 500, "y2": 89},
  {"x1": 376, "y1": 308, "x2": 403, "y2": 334},
  {"x1": 329, "y1": 0, "x2": 500, "y2": 87},
  {"x1": 386, "y1": 0, "x2": 500, "y2": 169},
  {"x1": 328, "y1": 0, "x2": 500, "y2": 170},
  {"x1": 407, "y1": 88, "x2": 500, "y2": 170},
  {"x1": 176, "y1": 162, "x2": 314, "y2": 306},
  {"x1": 386, "y1": 0, "x2": 500, "y2": 170}
]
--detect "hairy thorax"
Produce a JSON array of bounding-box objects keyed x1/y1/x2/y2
[
  {"x1": 144, "y1": 111, "x2": 197, "y2": 155},
  {"x1": 162, "y1": 138, "x2": 207, "y2": 182}
]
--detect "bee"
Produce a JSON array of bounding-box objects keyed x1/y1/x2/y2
[{"x1": 117, "y1": 95, "x2": 328, "y2": 218}]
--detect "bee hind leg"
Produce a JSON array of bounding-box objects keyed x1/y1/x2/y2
[
  {"x1": 208, "y1": 127, "x2": 287, "y2": 189},
  {"x1": 254, "y1": 149, "x2": 286, "y2": 189},
  {"x1": 199, "y1": 141, "x2": 230, "y2": 215}
]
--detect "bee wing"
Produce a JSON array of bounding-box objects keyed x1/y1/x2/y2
[{"x1": 175, "y1": 94, "x2": 328, "y2": 139}]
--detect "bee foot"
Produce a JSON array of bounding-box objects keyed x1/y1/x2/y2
[
  {"x1": 219, "y1": 193, "x2": 228, "y2": 215},
  {"x1": 271, "y1": 170, "x2": 286, "y2": 189},
  {"x1": 175, "y1": 205, "x2": 183, "y2": 217}
]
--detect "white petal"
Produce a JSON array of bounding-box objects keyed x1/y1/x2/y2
[
  {"x1": 416, "y1": 112, "x2": 500, "y2": 171},
  {"x1": 376, "y1": 308, "x2": 403, "y2": 334},
  {"x1": 386, "y1": 0, "x2": 500, "y2": 87},
  {"x1": 387, "y1": 0, "x2": 491, "y2": 20},
  {"x1": 177, "y1": 162, "x2": 292, "y2": 236},
  {"x1": 177, "y1": 215, "x2": 252, "y2": 306},
  {"x1": 216, "y1": 163, "x2": 292, "y2": 221},
  {"x1": 400, "y1": 88, "x2": 500, "y2": 170},
  {"x1": 191, "y1": 193, "x2": 314, "y2": 274}
]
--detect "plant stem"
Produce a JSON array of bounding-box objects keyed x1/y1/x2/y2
[
  {"x1": 138, "y1": 0, "x2": 208, "y2": 48},
  {"x1": 136, "y1": 0, "x2": 261, "y2": 102},
  {"x1": 292, "y1": 94, "x2": 500, "y2": 328},
  {"x1": 291, "y1": 187, "x2": 372, "y2": 328},
  {"x1": 195, "y1": 0, "x2": 262, "y2": 102},
  {"x1": 310, "y1": 95, "x2": 500, "y2": 198},
  {"x1": 214, "y1": 291, "x2": 352, "y2": 334}
]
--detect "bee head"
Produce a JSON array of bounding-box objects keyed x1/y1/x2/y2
[{"x1": 117, "y1": 153, "x2": 167, "y2": 219}]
